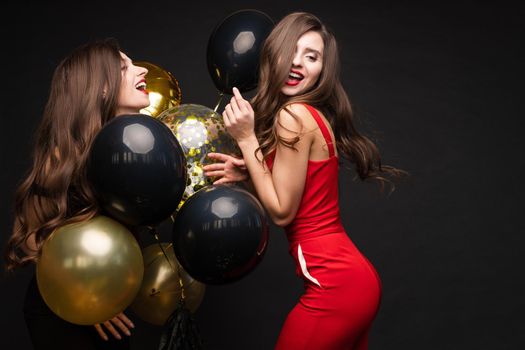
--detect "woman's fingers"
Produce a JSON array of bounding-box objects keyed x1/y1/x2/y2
[
  {"x1": 111, "y1": 316, "x2": 131, "y2": 336},
  {"x1": 94, "y1": 324, "x2": 109, "y2": 341},
  {"x1": 232, "y1": 87, "x2": 249, "y2": 113},
  {"x1": 231, "y1": 157, "x2": 246, "y2": 167},
  {"x1": 206, "y1": 152, "x2": 244, "y2": 164},
  {"x1": 214, "y1": 178, "x2": 231, "y2": 185},
  {"x1": 116, "y1": 312, "x2": 134, "y2": 329},
  {"x1": 206, "y1": 152, "x2": 230, "y2": 162},
  {"x1": 205, "y1": 170, "x2": 225, "y2": 178},
  {"x1": 202, "y1": 163, "x2": 224, "y2": 172},
  {"x1": 244, "y1": 99, "x2": 253, "y2": 112},
  {"x1": 93, "y1": 313, "x2": 134, "y2": 341},
  {"x1": 222, "y1": 109, "x2": 231, "y2": 128},
  {"x1": 230, "y1": 96, "x2": 241, "y2": 115},
  {"x1": 103, "y1": 320, "x2": 121, "y2": 340},
  {"x1": 205, "y1": 153, "x2": 246, "y2": 171},
  {"x1": 232, "y1": 87, "x2": 244, "y2": 101}
]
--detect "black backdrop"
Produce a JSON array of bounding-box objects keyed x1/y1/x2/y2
[{"x1": 1, "y1": 0, "x2": 523, "y2": 349}]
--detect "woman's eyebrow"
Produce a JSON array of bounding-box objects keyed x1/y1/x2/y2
[{"x1": 304, "y1": 48, "x2": 322, "y2": 57}]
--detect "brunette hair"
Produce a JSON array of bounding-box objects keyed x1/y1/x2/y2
[
  {"x1": 5, "y1": 39, "x2": 123, "y2": 271},
  {"x1": 251, "y1": 12, "x2": 407, "y2": 191}
]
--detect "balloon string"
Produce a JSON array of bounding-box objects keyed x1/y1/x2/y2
[
  {"x1": 148, "y1": 226, "x2": 177, "y2": 273},
  {"x1": 148, "y1": 225, "x2": 185, "y2": 303},
  {"x1": 170, "y1": 209, "x2": 178, "y2": 223},
  {"x1": 214, "y1": 91, "x2": 225, "y2": 112},
  {"x1": 176, "y1": 260, "x2": 186, "y2": 301},
  {"x1": 156, "y1": 236, "x2": 176, "y2": 272},
  {"x1": 162, "y1": 212, "x2": 185, "y2": 301}
]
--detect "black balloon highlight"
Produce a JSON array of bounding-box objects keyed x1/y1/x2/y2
[
  {"x1": 88, "y1": 114, "x2": 187, "y2": 226},
  {"x1": 172, "y1": 185, "x2": 269, "y2": 284},
  {"x1": 207, "y1": 9, "x2": 274, "y2": 94}
]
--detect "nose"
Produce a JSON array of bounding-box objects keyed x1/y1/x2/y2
[
  {"x1": 137, "y1": 65, "x2": 148, "y2": 77},
  {"x1": 292, "y1": 52, "x2": 302, "y2": 67}
]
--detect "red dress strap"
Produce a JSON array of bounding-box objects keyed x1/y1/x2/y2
[{"x1": 301, "y1": 104, "x2": 335, "y2": 158}]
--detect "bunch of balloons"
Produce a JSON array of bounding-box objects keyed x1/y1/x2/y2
[
  {"x1": 37, "y1": 114, "x2": 189, "y2": 326},
  {"x1": 163, "y1": 9, "x2": 273, "y2": 285},
  {"x1": 36, "y1": 9, "x2": 274, "y2": 330}
]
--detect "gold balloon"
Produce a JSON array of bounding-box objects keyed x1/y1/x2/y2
[
  {"x1": 135, "y1": 61, "x2": 182, "y2": 117},
  {"x1": 158, "y1": 104, "x2": 241, "y2": 209},
  {"x1": 36, "y1": 216, "x2": 144, "y2": 325},
  {"x1": 130, "y1": 243, "x2": 205, "y2": 325}
]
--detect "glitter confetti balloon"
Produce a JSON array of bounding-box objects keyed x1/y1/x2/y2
[{"x1": 158, "y1": 104, "x2": 240, "y2": 208}]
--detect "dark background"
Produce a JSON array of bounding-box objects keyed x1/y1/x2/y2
[{"x1": 1, "y1": 0, "x2": 524, "y2": 349}]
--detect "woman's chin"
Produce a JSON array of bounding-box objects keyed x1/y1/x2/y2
[{"x1": 281, "y1": 86, "x2": 301, "y2": 96}]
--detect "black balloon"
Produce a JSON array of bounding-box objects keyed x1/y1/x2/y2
[
  {"x1": 172, "y1": 185, "x2": 269, "y2": 284},
  {"x1": 207, "y1": 9, "x2": 274, "y2": 94},
  {"x1": 88, "y1": 114, "x2": 187, "y2": 226}
]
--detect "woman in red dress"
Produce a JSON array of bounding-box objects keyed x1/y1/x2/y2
[{"x1": 204, "y1": 12, "x2": 406, "y2": 349}]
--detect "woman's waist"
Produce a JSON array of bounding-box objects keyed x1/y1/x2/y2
[
  {"x1": 285, "y1": 231, "x2": 373, "y2": 275},
  {"x1": 284, "y1": 215, "x2": 345, "y2": 244}
]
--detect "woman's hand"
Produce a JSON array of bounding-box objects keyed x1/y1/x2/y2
[
  {"x1": 203, "y1": 152, "x2": 248, "y2": 184},
  {"x1": 222, "y1": 87, "x2": 255, "y2": 142},
  {"x1": 94, "y1": 312, "x2": 134, "y2": 341}
]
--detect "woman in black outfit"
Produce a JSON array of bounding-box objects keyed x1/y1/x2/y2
[{"x1": 5, "y1": 38, "x2": 151, "y2": 349}]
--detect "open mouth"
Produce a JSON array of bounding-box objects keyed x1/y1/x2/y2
[
  {"x1": 135, "y1": 80, "x2": 148, "y2": 94},
  {"x1": 286, "y1": 70, "x2": 304, "y2": 86}
]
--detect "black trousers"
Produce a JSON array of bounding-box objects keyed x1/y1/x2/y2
[{"x1": 23, "y1": 274, "x2": 130, "y2": 350}]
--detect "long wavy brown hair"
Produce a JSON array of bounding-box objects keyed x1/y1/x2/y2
[
  {"x1": 5, "y1": 39, "x2": 123, "y2": 272},
  {"x1": 252, "y1": 12, "x2": 408, "y2": 191}
]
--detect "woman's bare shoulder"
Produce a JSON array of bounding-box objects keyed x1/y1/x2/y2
[{"x1": 277, "y1": 103, "x2": 318, "y2": 135}]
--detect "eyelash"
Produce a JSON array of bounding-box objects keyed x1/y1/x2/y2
[{"x1": 307, "y1": 56, "x2": 317, "y2": 61}]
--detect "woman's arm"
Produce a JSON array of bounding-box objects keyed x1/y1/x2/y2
[{"x1": 224, "y1": 89, "x2": 313, "y2": 227}]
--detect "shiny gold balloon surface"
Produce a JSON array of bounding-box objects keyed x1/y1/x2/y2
[
  {"x1": 158, "y1": 104, "x2": 240, "y2": 208},
  {"x1": 36, "y1": 216, "x2": 144, "y2": 325},
  {"x1": 130, "y1": 243, "x2": 205, "y2": 325},
  {"x1": 135, "y1": 61, "x2": 182, "y2": 117}
]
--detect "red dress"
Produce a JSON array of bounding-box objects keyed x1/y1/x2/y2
[{"x1": 266, "y1": 104, "x2": 383, "y2": 350}]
